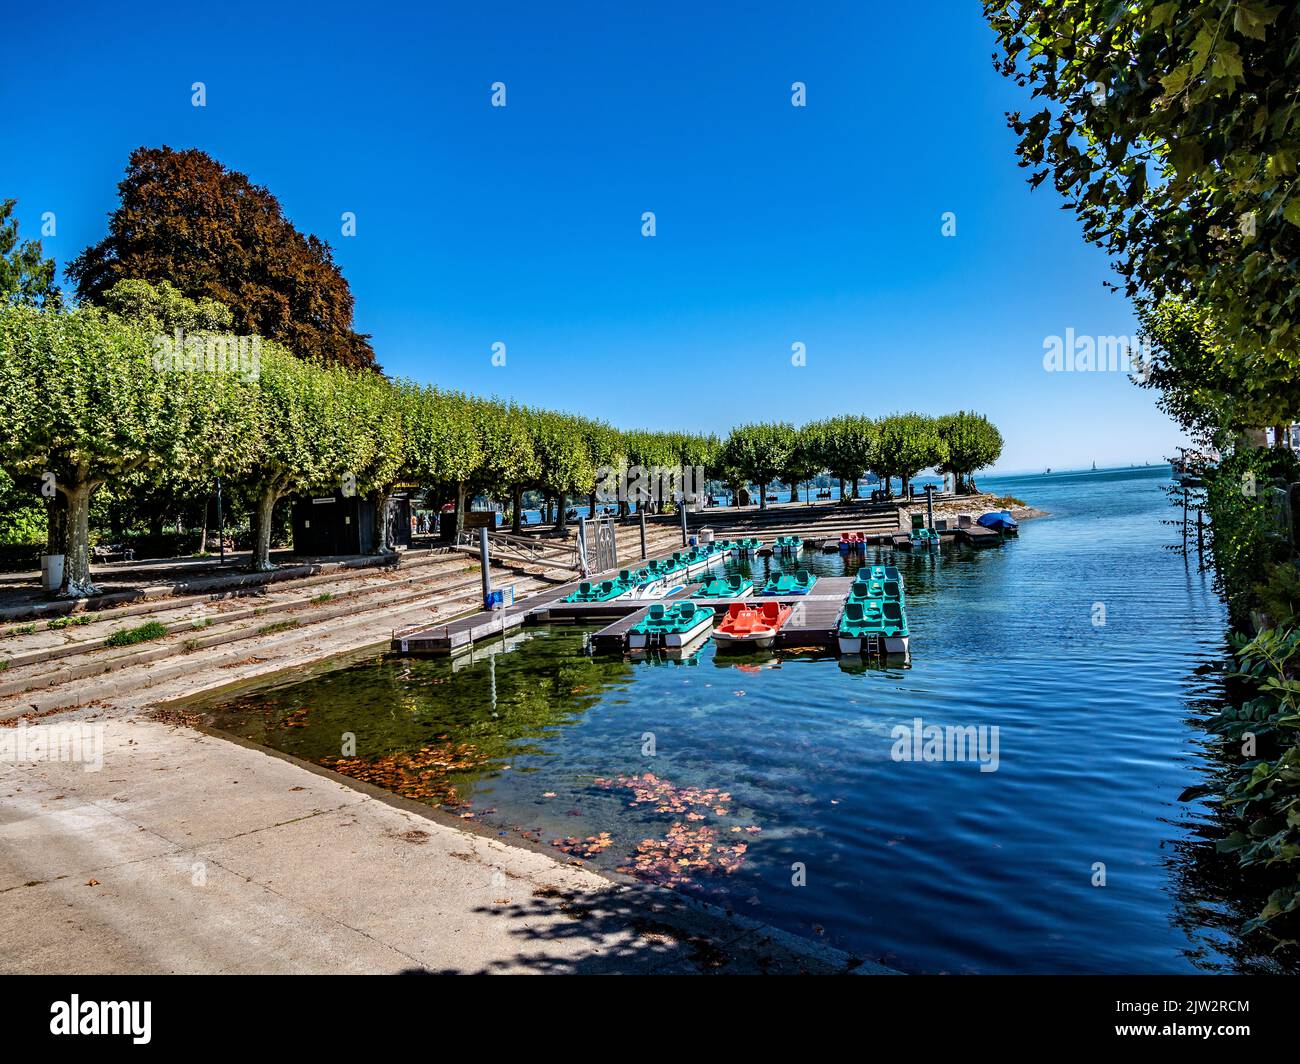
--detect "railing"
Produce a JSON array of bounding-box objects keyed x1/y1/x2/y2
[{"x1": 453, "y1": 529, "x2": 581, "y2": 572}]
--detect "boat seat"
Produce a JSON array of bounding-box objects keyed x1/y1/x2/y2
[{"x1": 649, "y1": 603, "x2": 666, "y2": 618}]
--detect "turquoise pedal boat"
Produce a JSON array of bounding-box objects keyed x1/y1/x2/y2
[
  {"x1": 760, "y1": 569, "x2": 817, "y2": 596},
  {"x1": 628, "y1": 601, "x2": 716, "y2": 650},
  {"x1": 695, "y1": 574, "x2": 754, "y2": 599}
]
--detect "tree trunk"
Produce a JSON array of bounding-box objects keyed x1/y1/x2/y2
[
  {"x1": 59, "y1": 481, "x2": 99, "y2": 598},
  {"x1": 852, "y1": 476, "x2": 860, "y2": 499},
  {"x1": 371, "y1": 488, "x2": 393, "y2": 554},
  {"x1": 759, "y1": 481, "x2": 768, "y2": 511},
  {"x1": 789, "y1": 481, "x2": 799, "y2": 503},
  {"x1": 45, "y1": 492, "x2": 68, "y2": 558},
  {"x1": 198, "y1": 493, "x2": 210, "y2": 554},
  {"x1": 1275, "y1": 424, "x2": 1290, "y2": 449},
  {"x1": 511, "y1": 487, "x2": 523, "y2": 534},
  {"x1": 838, "y1": 477, "x2": 845, "y2": 502},
  {"x1": 454, "y1": 483, "x2": 467, "y2": 539},
  {"x1": 250, "y1": 485, "x2": 279, "y2": 572},
  {"x1": 556, "y1": 494, "x2": 568, "y2": 532},
  {"x1": 588, "y1": 491, "x2": 597, "y2": 520}
]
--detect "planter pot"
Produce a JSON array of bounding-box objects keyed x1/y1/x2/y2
[{"x1": 41, "y1": 554, "x2": 65, "y2": 592}]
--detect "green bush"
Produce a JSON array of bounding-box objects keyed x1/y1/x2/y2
[
  {"x1": 1210, "y1": 624, "x2": 1300, "y2": 944},
  {"x1": 104, "y1": 620, "x2": 168, "y2": 648}
]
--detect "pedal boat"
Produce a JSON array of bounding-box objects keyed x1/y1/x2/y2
[
  {"x1": 627, "y1": 601, "x2": 716, "y2": 650},
  {"x1": 760, "y1": 569, "x2": 817, "y2": 596},
  {"x1": 713, "y1": 601, "x2": 793, "y2": 650}
]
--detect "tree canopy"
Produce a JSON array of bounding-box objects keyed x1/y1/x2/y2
[
  {"x1": 68, "y1": 146, "x2": 377, "y2": 370},
  {"x1": 1, "y1": 199, "x2": 60, "y2": 309},
  {"x1": 984, "y1": 1, "x2": 1300, "y2": 378}
]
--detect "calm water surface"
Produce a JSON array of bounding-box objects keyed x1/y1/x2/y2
[{"x1": 199, "y1": 466, "x2": 1288, "y2": 973}]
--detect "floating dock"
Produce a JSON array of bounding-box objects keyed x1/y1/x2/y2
[
  {"x1": 589, "y1": 578, "x2": 857, "y2": 653},
  {"x1": 391, "y1": 549, "x2": 729, "y2": 654}
]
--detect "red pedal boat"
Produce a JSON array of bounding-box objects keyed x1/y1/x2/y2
[{"x1": 712, "y1": 601, "x2": 793, "y2": 650}]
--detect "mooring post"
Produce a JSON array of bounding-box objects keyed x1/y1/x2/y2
[
  {"x1": 680, "y1": 494, "x2": 688, "y2": 546},
  {"x1": 925, "y1": 483, "x2": 935, "y2": 532},
  {"x1": 479, "y1": 526, "x2": 492, "y2": 608},
  {"x1": 639, "y1": 509, "x2": 648, "y2": 559},
  {"x1": 577, "y1": 515, "x2": 589, "y2": 577}
]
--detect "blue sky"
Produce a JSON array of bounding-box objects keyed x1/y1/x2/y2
[{"x1": 1, "y1": 0, "x2": 1185, "y2": 473}]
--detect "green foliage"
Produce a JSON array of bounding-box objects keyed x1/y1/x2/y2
[
  {"x1": 1209, "y1": 623, "x2": 1300, "y2": 944},
  {"x1": 808, "y1": 415, "x2": 876, "y2": 489},
  {"x1": 936, "y1": 411, "x2": 1003, "y2": 492},
  {"x1": 720, "y1": 423, "x2": 797, "y2": 508},
  {"x1": 874, "y1": 413, "x2": 947, "y2": 494},
  {"x1": 1203, "y1": 445, "x2": 1300, "y2": 621},
  {"x1": 0, "y1": 199, "x2": 60, "y2": 309},
  {"x1": 0, "y1": 303, "x2": 260, "y2": 592},
  {"x1": 99, "y1": 278, "x2": 234, "y2": 333},
  {"x1": 104, "y1": 620, "x2": 168, "y2": 648},
  {"x1": 1254, "y1": 563, "x2": 1300, "y2": 627},
  {"x1": 984, "y1": 1, "x2": 1300, "y2": 376},
  {"x1": 0, "y1": 469, "x2": 46, "y2": 545},
  {"x1": 1137, "y1": 298, "x2": 1300, "y2": 440},
  {"x1": 256, "y1": 619, "x2": 300, "y2": 636}
]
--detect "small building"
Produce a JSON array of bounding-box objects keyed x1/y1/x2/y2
[{"x1": 291, "y1": 489, "x2": 414, "y2": 556}]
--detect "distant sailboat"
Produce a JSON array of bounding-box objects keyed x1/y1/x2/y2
[{"x1": 1091, "y1": 461, "x2": 1097, "y2": 471}]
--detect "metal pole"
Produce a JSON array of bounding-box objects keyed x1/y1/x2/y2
[
  {"x1": 216, "y1": 477, "x2": 225, "y2": 567},
  {"x1": 680, "y1": 493, "x2": 688, "y2": 546},
  {"x1": 925, "y1": 483, "x2": 935, "y2": 532},
  {"x1": 577, "y1": 515, "x2": 589, "y2": 577},
  {"x1": 479, "y1": 527, "x2": 492, "y2": 608},
  {"x1": 639, "y1": 509, "x2": 648, "y2": 560}
]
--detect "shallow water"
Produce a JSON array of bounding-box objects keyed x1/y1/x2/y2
[{"x1": 199, "y1": 466, "x2": 1289, "y2": 973}]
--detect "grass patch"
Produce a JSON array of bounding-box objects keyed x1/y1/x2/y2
[
  {"x1": 4, "y1": 623, "x2": 37, "y2": 638},
  {"x1": 0, "y1": 659, "x2": 8, "y2": 671},
  {"x1": 310, "y1": 592, "x2": 334, "y2": 604},
  {"x1": 104, "y1": 621, "x2": 169, "y2": 648},
  {"x1": 256, "y1": 619, "x2": 300, "y2": 636}
]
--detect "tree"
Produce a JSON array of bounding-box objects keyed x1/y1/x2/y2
[
  {"x1": 1136, "y1": 298, "x2": 1300, "y2": 447},
  {"x1": 721, "y1": 423, "x2": 796, "y2": 510},
  {"x1": 352, "y1": 372, "x2": 407, "y2": 554},
  {"x1": 0, "y1": 305, "x2": 255, "y2": 594},
  {"x1": 242, "y1": 348, "x2": 381, "y2": 571},
  {"x1": 811, "y1": 416, "x2": 877, "y2": 499},
  {"x1": 936, "y1": 412, "x2": 1003, "y2": 494},
  {"x1": 781, "y1": 425, "x2": 824, "y2": 503},
  {"x1": 984, "y1": 2, "x2": 1300, "y2": 373},
  {"x1": 467, "y1": 398, "x2": 539, "y2": 533},
  {"x1": 530, "y1": 410, "x2": 596, "y2": 531},
  {"x1": 69, "y1": 146, "x2": 377, "y2": 369},
  {"x1": 1, "y1": 199, "x2": 60, "y2": 308},
  {"x1": 874, "y1": 413, "x2": 947, "y2": 498},
  {"x1": 99, "y1": 278, "x2": 234, "y2": 333},
  {"x1": 403, "y1": 385, "x2": 482, "y2": 541}
]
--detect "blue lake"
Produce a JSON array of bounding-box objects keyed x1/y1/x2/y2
[{"x1": 199, "y1": 466, "x2": 1288, "y2": 973}]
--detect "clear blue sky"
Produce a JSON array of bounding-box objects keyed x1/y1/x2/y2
[{"x1": 1, "y1": 0, "x2": 1186, "y2": 473}]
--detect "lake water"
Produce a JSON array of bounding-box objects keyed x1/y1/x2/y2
[{"x1": 197, "y1": 465, "x2": 1291, "y2": 973}]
